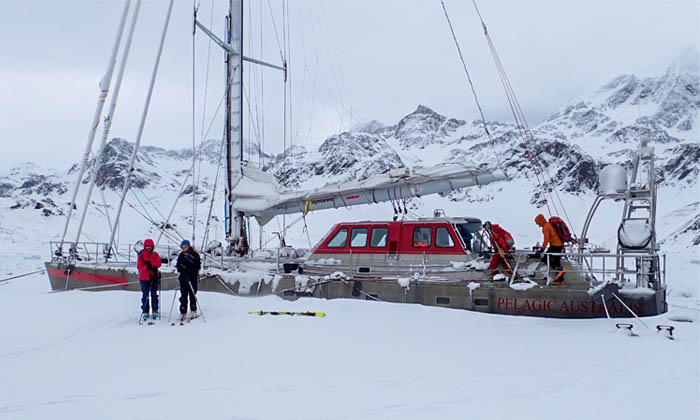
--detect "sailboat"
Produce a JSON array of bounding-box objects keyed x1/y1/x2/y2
[{"x1": 45, "y1": 0, "x2": 667, "y2": 319}]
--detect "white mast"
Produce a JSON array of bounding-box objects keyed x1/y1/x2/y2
[
  {"x1": 73, "y1": 0, "x2": 142, "y2": 247},
  {"x1": 227, "y1": 0, "x2": 246, "y2": 254},
  {"x1": 195, "y1": 0, "x2": 284, "y2": 254},
  {"x1": 107, "y1": 0, "x2": 175, "y2": 257},
  {"x1": 58, "y1": 0, "x2": 131, "y2": 256}
]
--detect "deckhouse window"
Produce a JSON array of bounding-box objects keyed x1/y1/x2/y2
[
  {"x1": 412, "y1": 227, "x2": 432, "y2": 248},
  {"x1": 435, "y1": 227, "x2": 455, "y2": 248},
  {"x1": 327, "y1": 228, "x2": 348, "y2": 248},
  {"x1": 350, "y1": 228, "x2": 368, "y2": 247},
  {"x1": 370, "y1": 227, "x2": 389, "y2": 247}
]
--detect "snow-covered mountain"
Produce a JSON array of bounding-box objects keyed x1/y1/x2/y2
[{"x1": 1, "y1": 52, "x2": 698, "y2": 252}]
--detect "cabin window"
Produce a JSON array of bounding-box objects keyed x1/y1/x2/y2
[
  {"x1": 412, "y1": 227, "x2": 432, "y2": 248},
  {"x1": 435, "y1": 227, "x2": 455, "y2": 248},
  {"x1": 327, "y1": 228, "x2": 348, "y2": 248},
  {"x1": 370, "y1": 227, "x2": 389, "y2": 247},
  {"x1": 350, "y1": 228, "x2": 368, "y2": 247}
]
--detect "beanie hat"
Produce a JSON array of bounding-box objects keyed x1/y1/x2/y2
[{"x1": 180, "y1": 240, "x2": 191, "y2": 247}]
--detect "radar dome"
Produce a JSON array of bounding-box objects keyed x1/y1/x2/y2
[{"x1": 599, "y1": 165, "x2": 627, "y2": 196}]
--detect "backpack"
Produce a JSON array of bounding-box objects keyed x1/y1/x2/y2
[{"x1": 549, "y1": 216, "x2": 575, "y2": 244}]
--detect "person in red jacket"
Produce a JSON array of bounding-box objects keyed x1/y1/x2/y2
[
  {"x1": 137, "y1": 238, "x2": 162, "y2": 319},
  {"x1": 483, "y1": 221, "x2": 515, "y2": 280}
]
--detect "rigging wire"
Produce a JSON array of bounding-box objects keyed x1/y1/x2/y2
[
  {"x1": 316, "y1": 0, "x2": 356, "y2": 126},
  {"x1": 201, "y1": 131, "x2": 227, "y2": 250},
  {"x1": 310, "y1": 1, "x2": 345, "y2": 129},
  {"x1": 259, "y1": 0, "x2": 266, "y2": 169},
  {"x1": 282, "y1": 0, "x2": 289, "y2": 238},
  {"x1": 199, "y1": 0, "x2": 215, "y2": 144},
  {"x1": 439, "y1": 0, "x2": 503, "y2": 171},
  {"x1": 307, "y1": 1, "x2": 346, "y2": 133},
  {"x1": 266, "y1": 0, "x2": 286, "y2": 64},
  {"x1": 471, "y1": 0, "x2": 578, "y2": 230},
  {"x1": 192, "y1": 0, "x2": 199, "y2": 243}
]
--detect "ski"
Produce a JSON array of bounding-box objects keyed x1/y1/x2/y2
[
  {"x1": 249, "y1": 311, "x2": 326, "y2": 317},
  {"x1": 171, "y1": 313, "x2": 193, "y2": 326}
]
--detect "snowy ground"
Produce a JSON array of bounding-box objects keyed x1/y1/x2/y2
[
  {"x1": 1, "y1": 155, "x2": 698, "y2": 419},
  {"x1": 1, "y1": 262, "x2": 698, "y2": 419}
]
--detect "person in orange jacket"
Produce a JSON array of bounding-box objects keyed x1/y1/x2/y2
[
  {"x1": 534, "y1": 214, "x2": 566, "y2": 284},
  {"x1": 137, "y1": 238, "x2": 162, "y2": 318},
  {"x1": 483, "y1": 221, "x2": 515, "y2": 280}
]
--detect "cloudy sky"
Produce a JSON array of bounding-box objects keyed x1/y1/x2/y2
[{"x1": 1, "y1": 0, "x2": 698, "y2": 169}]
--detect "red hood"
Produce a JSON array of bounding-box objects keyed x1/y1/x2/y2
[{"x1": 144, "y1": 239, "x2": 155, "y2": 248}]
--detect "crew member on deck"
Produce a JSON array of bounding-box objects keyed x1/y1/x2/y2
[
  {"x1": 483, "y1": 221, "x2": 514, "y2": 280},
  {"x1": 534, "y1": 214, "x2": 566, "y2": 285}
]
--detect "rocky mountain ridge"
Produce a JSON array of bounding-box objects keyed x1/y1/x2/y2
[{"x1": 1, "y1": 53, "x2": 698, "y2": 247}]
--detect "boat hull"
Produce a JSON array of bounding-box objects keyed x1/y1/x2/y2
[{"x1": 45, "y1": 262, "x2": 666, "y2": 319}]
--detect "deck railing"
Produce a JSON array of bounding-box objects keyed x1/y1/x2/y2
[
  {"x1": 508, "y1": 250, "x2": 665, "y2": 289},
  {"x1": 49, "y1": 241, "x2": 666, "y2": 290}
]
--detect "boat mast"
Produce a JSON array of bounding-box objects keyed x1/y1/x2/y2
[
  {"x1": 226, "y1": 0, "x2": 247, "y2": 255},
  {"x1": 106, "y1": 0, "x2": 175, "y2": 258},
  {"x1": 196, "y1": 0, "x2": 284, "y2": 255},
  {"x1": 74, "y1": 0, "x2": 142, "y2": 248},
  {"x1": 58, "y1": 0, "x2": 131, "y2": 256}
]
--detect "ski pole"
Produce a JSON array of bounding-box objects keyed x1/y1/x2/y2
[
  {"x1": 168, "y1": 280, "x2": 178, "y2": 323},
  {"x1": 185, "y1": 277, "x2": 206, "y2": 322},
  {"x1": 158, "y1": 273, "x2": 162, "y2": 320}
]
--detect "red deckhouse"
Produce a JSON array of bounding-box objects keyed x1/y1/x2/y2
[{"x1": 305, "y1": 217, "x2": 484, "y2": 277}]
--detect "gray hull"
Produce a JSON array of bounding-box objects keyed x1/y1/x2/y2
[{"x1": 45, "y1": 262, "x2": 666, "y2": 319}]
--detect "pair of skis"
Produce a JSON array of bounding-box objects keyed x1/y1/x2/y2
[
  {"x1": 171, "y1": 312, "x2": 200, "y2": 326},
  {"x1": 249, "y1": 311, "x2": 326, "y2": 317},
  {"x1": 138, "y1": 313, "x2": 160, "y2": 326}
]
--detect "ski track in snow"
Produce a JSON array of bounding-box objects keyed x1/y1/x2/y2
[{"x1": 0, "y1": 272, "x2": 698, "y2": 420}]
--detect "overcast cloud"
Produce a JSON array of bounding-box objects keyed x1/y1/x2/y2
[{"x1": 1, "y1": 0, "x2": 698, "y2": 169}]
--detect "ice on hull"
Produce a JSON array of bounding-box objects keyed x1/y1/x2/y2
[{"x1": 45, "y1": 261, "x2": 666, "y2": 319}]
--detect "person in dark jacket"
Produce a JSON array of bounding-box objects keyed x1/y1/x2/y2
[
  {"x1": 137, "y1": 238, "x2": 161, "y2": 319},
  {"x1": 176, "y1": 239, "x2": 201, "y2": 318},
  {"x1": 457, "y1": 224, "x2": 473, "y2": 252}
]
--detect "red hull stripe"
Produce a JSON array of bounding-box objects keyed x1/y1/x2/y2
[{"x1": 48, "y1": 268, "x2": 128, "y2": 285}]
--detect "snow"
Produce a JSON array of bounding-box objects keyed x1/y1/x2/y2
[
  {"x1": 467, "y1": 281, "x2": 480, "y2": 295},
  {"x1": 598, "y1": 164, "x2": 627, "y2": 195},
  {"x1": 313, "y1": 258, "x2": 342, "y2": 266},
  {"x1": 0, "y1": 273, "x2": 698, "y2": 419},
  {"x1": 0, "y1": 52, "x2": 698, "y2": 419},
  {"x1": 509, "y1": 278, "x2": 538, "y2": 291},
  {"x1": 397, "y1": 277, "x2": 410, "y2": 288},
  {"x1": 618, "y1": 219, "x2": 653, "y2": 248}
]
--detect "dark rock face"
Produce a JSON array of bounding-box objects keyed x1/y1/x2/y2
[
  {"x1": 265, "y1": 132, "x2": 405, "y2": 188},
  {"x1": 660, "y1": 143, "x2": 700, "y2": 186},
  {"x1": 0, "y1": 183, "x2": 14, "y2": 197},
  {"x1": 394, "y1": 105, "x2": 464, "y2": 149},
  {"x1": 92, "y1": 138, "x2": 159, "y2": 190}
]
